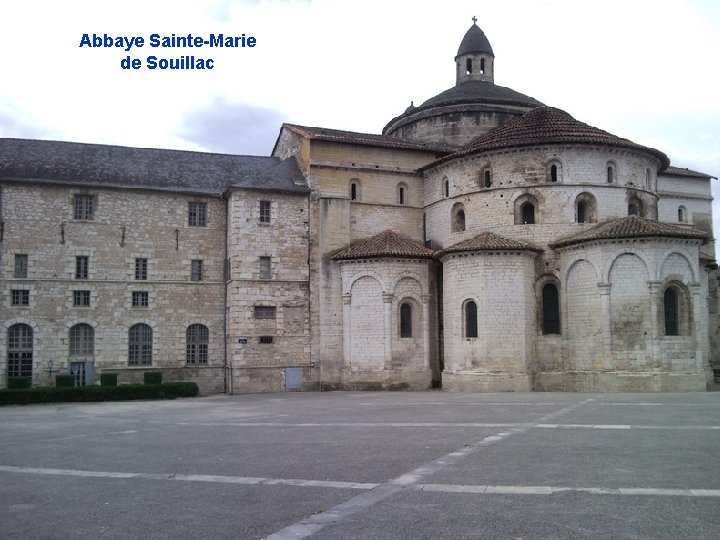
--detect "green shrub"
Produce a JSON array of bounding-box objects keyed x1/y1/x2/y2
[
  {"x1": 55, "y1": 374, "x2": 75, "y2": 388},
  {"x1": 0, "y1": 381, "x2": 199, "y2": 406},
  {"x1": 143, "y1": 372, "x2": 163, "y2": 385},
  {"x1": 100, "y1": 373, "x2": 118, "y2": 387},
  {"x1": 7, "y1": 377, "x2": 31, "y2": 389}
]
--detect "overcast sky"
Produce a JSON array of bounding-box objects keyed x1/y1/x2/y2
[{"x1": 2, "y1": 0, "x2": 718, "y2": 221}]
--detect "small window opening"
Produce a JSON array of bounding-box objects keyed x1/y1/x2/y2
[
  {"x1": 259, "y1": 336, "x2": 274, "y2": 344},
  {"x1": 350, "y1": 183, "x2": 358, "y2": 201},
  {"x1": 480, "y1": 58, "x2": 485, "y2": 74},
  {"x1": 398, "y1": 187, "x2": 405, "y2": 205},
  {"x1": 521, "y1": 202, "x2": 535, "y2": 224},
  {"x1": 664, "y1": 287, "x2": 679, "y2": 336},
  {"x1": 577, "y1": 201, "x2": 587, "y2": 223},
  {"x1": 466, "y1": 58, "x2": 472, "y2": 75},
  {"x1": 444, "y1": 179, "x2": 449, "y2": 198},
  {"x1": 400, "y1": 302, "x2": 412, "y2": 338},
  {"x1": 484, "y1": 169, "x2": 492, "y2": 188},
  {"x1": 550, "y1": 165, "x2": 558, "y2": 182},
  {"x1": 678, "y1": 206, "x2": 686, "y2": 223},
  {"x1": 607, "y1": 166, "x2": 614, "y2": 183},
  {"x1": 542, "y1": 283, "x2": 560, "y2": 335},
  {"x1": 465, "y1": 301, "x2": 478, "y2": 338}
]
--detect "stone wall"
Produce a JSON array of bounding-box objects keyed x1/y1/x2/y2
[{"x1": 0, "y1": 183, "x2": 226, "y2": 393}]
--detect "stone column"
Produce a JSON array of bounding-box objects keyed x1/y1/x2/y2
[
  {"x1": 598, "y1": 283, "x2": 612, "y2": 370},
  {"x1": 690, "y1": 282, "x2": 705, "y2": 369},
  {"x1": 383, "y1": 293, "x2": 394, "y2": 370},
  {"x1": 647, "y1": 281, "x2": 661, "y2": 367},
  {"x1": 342, "y1": 294, "x2": 352, "y2": 369},
  {"x1": 422, "y1": 294, "x2": 431, "y2": 369}
]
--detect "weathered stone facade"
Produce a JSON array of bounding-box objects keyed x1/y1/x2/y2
[{"x1": 1, "y1": 22, "x2": 716, "y2": 393}]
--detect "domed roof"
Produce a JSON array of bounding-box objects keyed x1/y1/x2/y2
[
  {"x1": 420, "y1": 80, "x2": 544, "y2": 110},
  {"x1": 436, "y1": 107, "x2": 669, "y2": 168},
  {"x1": 457, "y1": 23, "x2": 494, "y2": 57}
]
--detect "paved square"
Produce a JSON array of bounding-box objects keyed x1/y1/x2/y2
[{"x1": 1, "y1": 392, "x2": 719, "y2": 539}]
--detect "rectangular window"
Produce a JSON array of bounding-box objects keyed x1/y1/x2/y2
[
  {"x1": 254, "y1": 306, "x2": 276, "y2": 319},
  {"x1": 191, "y1": 259, "x2": 203, "y2": 281},
  {"x1": 75, "y1": 256, "x2": 89, "y2": 279},
  {"x1": 259, "y1": 336, "x2": 274, "y2": 344},
  {"x1": 74, "y1": 194, "x2": 94, "y2": 220},
  {"x1": 188, "y1": 202, "x2": 207, "y2": 227},
  {"x1": 135, "y1": 258, "x2": 148, "y2": 280},
  {"x1": 132, "y1": 291, "x2": 149, "y2": 308},
  {"x1": 14, "y1": 254, "x2": 28, "y2": 278},
  {"x1": 11, "y1": 290, "x2": 29, "y2": 306},
  {"x1": 259, "y1": 256, "x2": 271, "y2": 280},
  {"x1": 73, "y1": 290, "x2": 91, "y2": 307},
  {"x1": 259, "y1": 200, "x2": 271, "y2": 223}
]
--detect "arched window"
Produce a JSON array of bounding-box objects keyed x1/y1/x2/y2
[
  {"x1": 400, "y1": 302, "x2": 412, "y2": 338},
  {"x1": 577, "y1": 201, "x2": 587, "y2": 223},
  {"x1": 350, "y1": 182, "x2": 358, "y2": 201},
  {"x1": 466, "y1": 58, "x2": 472, "y2": 75},
  {"x1": 480, "y1": 58, "x2": 485, "y2": 73},
  {"x1": 128, "y1": 323, "x2": 153, "y2": 366},
  {"x1": 664, "y1": 287, "x2": 679, "y2": 336},
  {"x1": 444, "y1": 179, "x2": 449, "y2": 198},
  {"x1": 607, "y1": 162, "x2": 617, "y2": 184},
  {"x1": 464, "y1": 300, "x2": 478, "y2": 338},
  {"x1": 482, "y1": 168, "x2": 492, "y2": 188},
  {"x1": 7, "y1": 324, "x2": 33, "y2": 378},
  {"x1": 546, "y1": 160, "x2": 562, "y2": 183},
  {"x1": 542, "y1": 284, "x2": 560, "y2": 335},
  {"x1": 186, "y1": 324, "x2": 209, "y2": 364},
  {"x1": 521, "y1": 202, "x2": 535, "y2": 224},
  {"x1": 678, "y1": 206, "x2": 687, "y2": 223},
  {"x1": 575, "y1": 193, "x2": 597, "y2": 223},
  {"x1": 69, "y1": 324, "x2": 94, "y2": 358},
  {"x1": 451, "y1": 202, "x2": 466, "y2": 232},
  {"x1": 397, "y1": 184, "x2": 407, "y2": 205}
]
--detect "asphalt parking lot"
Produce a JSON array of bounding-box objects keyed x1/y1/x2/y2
[{"x1": 1, "y1": 391, "x2": 719, "y2": 539}]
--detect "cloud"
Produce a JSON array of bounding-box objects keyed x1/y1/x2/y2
[{"x1": 178, "y1": 98, "x2": 286, "y2": 155}]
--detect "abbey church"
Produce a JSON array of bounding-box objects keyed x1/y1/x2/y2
[{"x1": 1, "y1": 22, "x2": 717, "y2": 393}]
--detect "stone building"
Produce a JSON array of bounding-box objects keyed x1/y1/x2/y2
[{"x1": 1, "y1": 22, "x2": 716, "y2": 393}]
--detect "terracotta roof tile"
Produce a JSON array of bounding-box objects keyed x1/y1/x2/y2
[
  {"x1": 283, "y1": 124, "x2": 452, "y2": 153},
  {"x1": 426, "y1": 107, "x2": 669, "y2": 170},
  {"x1": 550, "y1": 216, "x2": 708, "y2": 249},
  {"x1": 332, "y1": 230, "x2": 434, "y2": 260},
  {"x1": 438, "y1": 231, "x2": 542, "y2": 256}
]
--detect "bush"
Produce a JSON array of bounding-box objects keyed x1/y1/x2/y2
[
  {"x1": 0, "y1": 381, "x2": 199, "y2": 406},
  {"x1": 55, "y1": 374, "x2": 75, "y2": 388},
  {"x1": 143, "y1": 372, "x2": 163, "y2": 385},
  {"x1": 100, "y1": 373, "x2": 118, "y2": 387},
  {"x1": 7, "y1": 377, "x2": 31, "y2": 389}
]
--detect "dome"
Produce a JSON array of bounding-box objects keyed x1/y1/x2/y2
[
  {"x1": 419, "y1": 80, "x2": 543, "y2": 110},
  {"x1": 456, "y1": 23, "x2": 494, "y2": 57}
]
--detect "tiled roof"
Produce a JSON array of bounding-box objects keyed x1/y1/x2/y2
[
  {"x1": 438, "y1": 231, "x2": 542, "y2": 256},
  {"x1": 550, "y1": 216, "x2": 708, "y2": 249},
  {"x1": 663, "y1": 166, "x2": 716, "y2": 180},
  {"x1": 331, "y1": 230, "x2": 434, "y2": 260},
  {"x1": 0, "y1": 138, "x2": 309, "y2": 195},
  {"x1": 281, "y1": 124, "x2": 453, "y2": 153},
  {"x1": 457, "y1": 23, "x2": 494, "y2": 56},
  {"x1": 428, "y1": 107, "x2": 669, "y2": 169}
]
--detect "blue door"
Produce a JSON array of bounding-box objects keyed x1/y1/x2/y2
[{"x1": 285, "y1": 368, "x2": 302, "y2": 391}]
